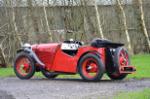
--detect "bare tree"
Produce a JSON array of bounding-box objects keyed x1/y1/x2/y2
[
  {"x1": 81, "y1": 0, "x2": 95, "y2": 41},
  {"x1": 94, "y1": 0, "x2": 104, "y2": 39},
  {"x1": 42, "y1": 0, "x2": 53, "y2": 42},
  {"x1": 1, "y1": 0, "x2": 150, "y2": 67},
  {"x1": 0, "y1": 0, "x2": 23, "y2": 67},
  {"x1": 0, "y1": 45, "x2": 6, "y2": 68},
  {"x1": 10, "y1": 0, "x2": 22, "y2": 46},
  {"x1": 27, "y1": 0, "x2": 39, "y2": 41},
  {"x1": 137, "y1": 0, "x2": 150, "y2": 50},
  {"x1": 116, "y1": 0, "x2": 132, "y2": 54}
]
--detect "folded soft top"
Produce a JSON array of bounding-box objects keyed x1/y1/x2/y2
[{"x1": 91, "y1": 38, "x2": 124, "y2": 48}]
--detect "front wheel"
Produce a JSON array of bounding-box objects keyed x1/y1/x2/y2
[
  {"x1": 78, "y1": 53, "x2": 105, "y2": 81},
  {"x1": 14, "y1": 52, "x2": 36, "y2": 79}
]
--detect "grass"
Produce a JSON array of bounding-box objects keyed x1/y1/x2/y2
[
  {"x1": 128, "y1": 54, "x2": 150, "y2": 79},
  {"x1": 0, "y1": 68, "x2": 14, "y2": 77},
  {"x1": 114, "y1": 88, "x2": 150, "y2": 99},
  {"x1": 0, "y1": 67, "x2": 81, "y2": 78},
  {"x1": 0, "y1": 54, "x2": 150, "y2": 79},
  {"x1": 114, "y1": 54, "x2": 150, "y2": 99}
]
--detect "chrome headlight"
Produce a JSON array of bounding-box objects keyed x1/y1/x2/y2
[{"x1": 22, "y1": 43, "x2": 31, "y2": 48}]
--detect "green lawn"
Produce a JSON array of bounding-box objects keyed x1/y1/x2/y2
[
  {"x1": 128, "y1": 54, "x2": 150, "y2": 79},
  {"x1": 114, "y1": 89, "x2": 150, "y2": 99},
  {"x1": 0, "y1": 54, "x2": 150, "y2": 79},
  {"x1": 0, "y1": 67, "x2": 81, "y2": 78},
  {"x1": 114, "y1": 54, "x2": 150, "y2": 99},
  {"x1": 0, "y1": 68, "x2": 14, "y2": 77}
]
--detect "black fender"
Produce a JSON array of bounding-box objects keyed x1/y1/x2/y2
[
  {"x1": 17, "y1": 48, "x2": 45, "y2": 67},
  {"x1": 105, "y1": 48, "x2": 116, "y2": 73}
]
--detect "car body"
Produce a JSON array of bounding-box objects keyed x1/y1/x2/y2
[{"x1": 14, "y1": 39, "x2": 136, "y2": 81}]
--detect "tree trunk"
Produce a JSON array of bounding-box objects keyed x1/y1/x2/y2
[
  {"x1": 94, "y1": 1, "x2": 104, "y2": 39},
  {"x1": 83, "y1": 14, "x2": 92, "y2": 40},
  {"x1": 0, "y1": 46, "x2": 7, "y2": 68},
  {"x1": 10, "y1": 0, "x2": 22, "y2": 46},
  {"x1": 81, "y1": 0, "x2": 95, "y2": 41},
  {"x1": 43, "y1": 1, "x2": 53, "y2": 42},
  {"x1": 116, "y1": 0, "x2": 133, "y2": 54},
  {"x1": 27, "y1": 0, "x2": 39, "y2": 43},
  {"x1": 137, "y1": 0, "x2": 150, "y2": 50}
]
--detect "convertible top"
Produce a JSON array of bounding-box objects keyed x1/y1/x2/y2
[{"x1": 91, "y1": 38, "x2": 124, "y2": 48}]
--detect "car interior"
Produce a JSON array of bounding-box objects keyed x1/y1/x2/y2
[{"x1": 61, "y1": 39, "x2": 83, "y2": 56}]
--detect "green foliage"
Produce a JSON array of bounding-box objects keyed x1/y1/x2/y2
[{"x1": 114, "y1": 89, "x2": 150, "y2": 99}]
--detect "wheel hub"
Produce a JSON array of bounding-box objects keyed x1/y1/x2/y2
[
  {"x1": 21, "y1": 63, "x2": 30, "y2": 72},
  {"x1": 16, "y1": 57, "x2": 31, "y2": 76}
]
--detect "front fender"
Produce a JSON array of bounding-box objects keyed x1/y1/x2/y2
[{"x1": 18, "y1": 48, "x2": 45, "y2": 67}]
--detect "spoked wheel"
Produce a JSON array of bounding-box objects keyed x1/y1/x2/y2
[
  {"x1": 78, "y1": 53, "x2": 105, "y2": 81},
  {"x1": 14, "y1": 52, "x2": 35, "y2": 79},
  {"x1": 41, "y1": 69, "x2": 58, "y2": 79},
  {"x1": 107, "y1": 47, "x2": 130, "y2": 80}
]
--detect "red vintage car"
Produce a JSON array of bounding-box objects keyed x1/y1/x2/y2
[{"x1": 14, "y1": 38, "x2": 136, "y2": 81}]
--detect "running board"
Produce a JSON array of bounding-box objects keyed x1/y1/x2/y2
[{"x1": 119, "y1": 66, "x2": 136, "y2": 74}]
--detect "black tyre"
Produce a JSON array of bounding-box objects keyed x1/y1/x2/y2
[
  {"x1": 107, "y1": 47, "x2": 129, "y2": 80},
  {"x1": 78, "y1": 53, "x2": 105, "y2": 81},
  {"x1": 41, "y1": 69, "x2": 58, "y2": 79},
  {"x1": 14, "y1": 52, "x2": 36, "y2": 79}
]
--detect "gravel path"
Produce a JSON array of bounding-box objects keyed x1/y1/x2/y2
[{"x1": 0, "y1": 77, "x2": 150, "y2": 99}]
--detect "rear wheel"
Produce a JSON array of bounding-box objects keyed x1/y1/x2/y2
[
  {"x1": 78, "y1": 53, "x2": 105, "y2": 81},
  {"x1": 14, "y1": 52, "x2": 35, "y2": 79},
  {"x1": 41, "y1": 69, "x2": 58, "y2": 79},
  {"x1": 107, "y1": 47, "x2": 129, "y2": 80}
]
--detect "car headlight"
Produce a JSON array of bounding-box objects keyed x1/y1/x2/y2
[{"x1": 22, "y1": 43, "x2": 31, "y2": 48}]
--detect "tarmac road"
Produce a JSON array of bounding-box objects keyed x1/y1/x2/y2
[{"x1": 0, "y1": 77, "x2": 150, "y2": 99}]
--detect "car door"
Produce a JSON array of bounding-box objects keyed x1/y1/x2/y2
[{"x1": 52, "y1": 48, "x2": 77, "y2": 73}]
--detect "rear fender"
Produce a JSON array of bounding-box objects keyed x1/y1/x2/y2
[
  {"x1": 77, "y1": 51, "x2": 101, "y2": 72},
  {"x1": 105, "y1": 48, "x2": 115, "y2": 73}
]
